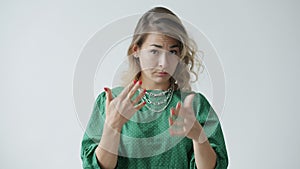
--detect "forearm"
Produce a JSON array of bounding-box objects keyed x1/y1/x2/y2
[
  {"x1": 193, "y1": 140, "x2": 217, "y2": 169},
  {"x1": 95, "y1": 146, "x2": 119, "y2": 169},
  {"x1": 95, "y1": 124, "x2": 121, "y2": 169}
]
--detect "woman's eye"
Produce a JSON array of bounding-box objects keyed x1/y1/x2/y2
[
  {"x1": 150, "y1": 49, "x2": 159, "y2": 55},
  {"x1": 170, "y1": 50, "x2": 177, "y2": 55}
]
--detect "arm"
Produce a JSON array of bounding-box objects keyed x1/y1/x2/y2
[
  {"x1": 169, "y1": 93, "x2": 228, "y2": 169},
  {"x1": 194, "y1": 94, "x2": 229, "y2": 169},
  {"x1": 192, "y1": 123, "x2": 217, "y2": 169},
  {"x1": 80, "y1": 96, "x2": 121, "y2": 169},
  {"x1": 94, "y1": 81, "x2": 145, "y2": 168},
  {"x1": 95, "y1": 124, "x2": 121, "y2": 169}
]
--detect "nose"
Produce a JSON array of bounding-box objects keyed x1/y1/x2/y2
[{"x1": 158, "y1": 51, "x2": 169, "y2": 68}]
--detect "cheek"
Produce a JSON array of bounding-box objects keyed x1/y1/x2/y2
[
  {"x1": 168, "y1": 63, "x2": 178, "y2": 75},
  {"x1": 165, "y1": 59, "x2": 179, "y2": 73},
  {"x1": 139, "y1": 57, "x2": 158, "y2": 70}
]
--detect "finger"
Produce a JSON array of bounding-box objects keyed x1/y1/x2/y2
[
  {"x1": 169, "y1": 108, "x2": 181, "y2": 125},
  {"x1": 171, "y1": 113, "x2": 184, "y2": 122},
  {"x1": 172, "y1": 101, "x2": 181, "y2": 118},
  {"x1": 170, "y1": 108, "x2": 177, "y2": 123},
  {"x1": 170, "y1": 108, "x2": 175, "y2": 116},
  {"x1": 169, "y1": 117, "x2": 184, "y2": 129},
  {"x1": 175, "y1": 102, "x2": 181, "y2": 111},
  {"x1": 171, "y1": 102, "x2": 180, "y2": 117},
  {"x1": 104, "y1": 87, "x2": 113, "y2": 108},
  {"x1": 169, "y1": 117, "x2": 174, "y2": 126},
  {"x1": 183, "y1": 94, "x2": 195, "y2": 108},
  {"x1": 133, "y1": 100, "x2": 146, "y2": 110},
  {"x1": 169, "y1": 116, "x2": 184, "y2": 126},
  {"x1": 132, "y1": 88, "x2": 146, "y2": 105},
  {"x1": 128, "y1": 80, "x2": 142, "y2": 100},
  {"x1": 119, "y1": 80, "x2": 137, "y2": 98}
]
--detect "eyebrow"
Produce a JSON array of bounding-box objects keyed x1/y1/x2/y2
[{"x1": 150, "y1": 44, "x2": 179, "y2": 48}]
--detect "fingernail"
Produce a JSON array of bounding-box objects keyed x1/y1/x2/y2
[
  {"x1": 143, "y1": 102, "x2": 146, "y2": 105},
  {"x1": 171, "y1": 109, "x2": 175, "y2": 115},
  {"x1": 104, "y1": 87, "x2": 108, "y2": 92},
  {"x1": 143, "y1": 89, "x2": 146, "y2": 93},
  {"x1": 133, "y1": 80, "x2": 137, "y2": 84},
  {"x1": 139, "y1": 80, "x2": 142, "y2": 85}
]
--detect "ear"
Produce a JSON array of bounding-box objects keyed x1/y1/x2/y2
[
  {"x1": 132, "y1": 44, "x2": 140, "y2": 58},
  {"x1": 133, "y1": 44, "x2": 138, "y2": 52}
]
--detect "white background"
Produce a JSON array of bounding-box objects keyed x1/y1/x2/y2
[{"x1": 1, "y1": 0, "x2": 299, "y2": 168}]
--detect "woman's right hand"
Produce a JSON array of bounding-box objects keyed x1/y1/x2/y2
[{"x1": 103, "y1": 80, "x2": 146, "y2": 132}]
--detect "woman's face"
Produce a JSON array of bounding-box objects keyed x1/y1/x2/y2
[{"x1": 136, "y1": 33, "x2": 180, "y2": 88}]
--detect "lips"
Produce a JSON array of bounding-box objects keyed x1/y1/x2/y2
[
  {"x1": 157, "y1": 71, "x2": 168, "y2": 75},
  {"x1": 155, "y1": 71, "x2": 169, "y2": 77}
]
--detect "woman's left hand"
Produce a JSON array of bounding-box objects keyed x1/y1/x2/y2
[{"x1": 168, "y1": 94, "x2": 207, "y2": 143}]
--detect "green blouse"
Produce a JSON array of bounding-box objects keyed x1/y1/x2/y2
[{"x1": 81, "y1": 87, "x2": 228, "y2": 169}]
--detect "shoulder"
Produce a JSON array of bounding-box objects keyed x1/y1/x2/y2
[
  {"x1": 111, "y1": 86, "x2": 125, "y2": 97},
  {"x1": 175, "y1": 90, "x2": 209, "y2": 105},
  {"x1": 95, "y1": 86, "x2": 125, "y2": 103},
  {"x1": 93, "y1": 91, "x2": 106, "y2": 110},
  {"x1": 193, "y1": 92, "x2": 211, "y2": 108},
  {"x1": 191, "y1": 92, "x2": 212, "y2": 112},
  {"x1": 175, "y1": 90, "x2": 213, "y2": 116}
]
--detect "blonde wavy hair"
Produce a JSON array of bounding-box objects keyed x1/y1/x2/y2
[{"x1": 122, "y1": 7, "x2": 201, "y2": 91}]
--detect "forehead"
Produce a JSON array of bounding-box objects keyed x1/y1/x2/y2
[{"x1": 142, "y1": 33, "x2": 179, "y2": 46}]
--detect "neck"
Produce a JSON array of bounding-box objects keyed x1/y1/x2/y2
[{"x1": 139, "y1": 76, "x2": 170, "y2": 90}]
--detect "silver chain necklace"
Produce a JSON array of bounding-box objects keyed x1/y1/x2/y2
[{"x1": 139, "y1": 84, "x2": 174, "y2": 113}]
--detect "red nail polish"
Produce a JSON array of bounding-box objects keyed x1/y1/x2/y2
[
  {"x1": 139, "y1": 80, "x2": 142, "y2": 85},
  {"x1": 133, "y1": 80, "x2": 137, "y2": 84},
  {"x1": 104, "y1": 87, "x2": 108, "y2": 92},
  {"x1": 171, "y1": 109, "x2": 175, "y2": 115},
  {"x1": 143, "y1": 101, "x2": 146, "y2": 105},
  {"x1": 143, "y1": 89, "x2": 146, "y2": 93}
]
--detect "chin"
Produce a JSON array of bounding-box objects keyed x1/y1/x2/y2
[{"x1": 152, "y1": 76, "x2": 171, "y2": 84}]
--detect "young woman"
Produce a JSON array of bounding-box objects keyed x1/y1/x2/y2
[{"x1": 81, "y1": 7, "x2": 228, "y2": 169}]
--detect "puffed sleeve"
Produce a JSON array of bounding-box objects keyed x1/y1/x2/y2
[
  {"x1": 189, "y1": 93, "x2": 229, "y2": 169},
  {"x1": 81, "y1": 92, "x2": 106, "y2": 169}
]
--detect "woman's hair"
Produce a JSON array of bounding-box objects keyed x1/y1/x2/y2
[{"x1": 123, "y1": 6, "x2": 201, "y2": 91}]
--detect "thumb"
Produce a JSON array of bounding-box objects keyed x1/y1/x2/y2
[
  {"x1": 183, "y1": 94, "x2": 195, "y2": 108},
  {"x1": 104, "y1": 87, "x2": 113, "y2": 108}
]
